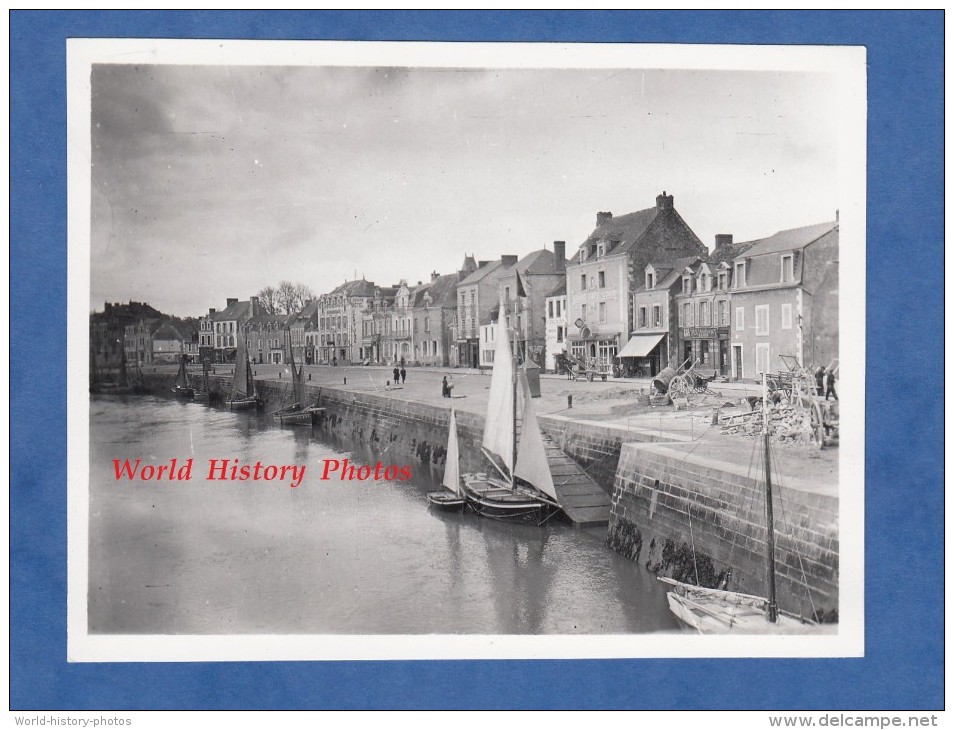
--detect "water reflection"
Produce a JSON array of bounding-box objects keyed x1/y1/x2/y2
[{"x1": 88, "y1": 395, "x2": 679, "y2": 635}]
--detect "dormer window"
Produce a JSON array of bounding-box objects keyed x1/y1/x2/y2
[
  {"x1": 646, "y1": 270, "x2": 655, "y2": 289},
  {"x1": 682, "y1": 275, "x2": 693, "y2": 294},
  {"x1": 780, "y1": 253, "x2": 794, "y2": 283},
  {"x1": 718, "y1": 272, "x2": 727, "y2": 291},
  {"x1": 734, "y1": 261, "x2": 746, "y2": 288}
]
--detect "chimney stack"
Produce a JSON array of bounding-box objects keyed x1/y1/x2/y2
[
  {"x1": 208, "y1": 307, "x2": 216, "y2": 315},
  {"x1": 431, "y1": 270, "x2": 440, "y2": 281},
  {"x1": 501, "y1": 254, "x2": 518, "y2": 267},
  {"x1": 655, "y1": 191, "x2": 674, "y2": 210},
  {"x1": 596, "y1": 212, "x2": 613, "y2": 226},
  {"x1": 250, "y1": 296, "x2": 259, "y2": 316},
  {"x1": 553, "y1": 241, "x2": 566, "y2": 272},
  {"x1": 714, "y1": 234, "x2": 733, "y2": 249},
  {"x1": 226, "y1": 297, "x2": 238, "y2": 307}
]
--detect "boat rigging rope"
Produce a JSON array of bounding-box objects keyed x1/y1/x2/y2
[{"x1": 766, "y1": 439, "x2": 820, "y2": 622}]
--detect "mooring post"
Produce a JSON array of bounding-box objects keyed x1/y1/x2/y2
[{"x1": 567, "y1": 394, "x2": 573, "y2": 409}]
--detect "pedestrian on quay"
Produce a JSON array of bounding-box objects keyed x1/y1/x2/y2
[
  {"x1": 393, "y1": 366, "x2": 400, "y2": 385},
  {"x1": 825, "y1": 368, "x2": 838, "y2": 400},
  {"x1": 815, "y1": 366, "x2": 825, "y2": 396},
  {"x1": 400, "y1": 366, "x2": 406, "y2": 384},
  {"x1": 441, "y1": 376, "x2": 449, "y2": 398}
]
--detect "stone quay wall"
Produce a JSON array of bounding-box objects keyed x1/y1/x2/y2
[{"x1": 608, "y1": 441, "x2": 839, "y2": 621}]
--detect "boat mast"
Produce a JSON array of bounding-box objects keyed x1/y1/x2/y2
[
  {"x1": 510, "y1": 305, "x2": 517, "y2": 490},
  {"x1": 762, "y1": 372, "x2": 779, "y2": 623}
]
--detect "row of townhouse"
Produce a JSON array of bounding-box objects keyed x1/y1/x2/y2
[{"x1": 184, "y1": 191, "x2": 837, "y2": 380}]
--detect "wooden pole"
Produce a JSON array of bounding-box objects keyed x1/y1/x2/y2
[{"x1": 762, "y1": 372, "x2": 779, "y2": 623}]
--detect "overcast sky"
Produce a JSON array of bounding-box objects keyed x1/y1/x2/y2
[{"x1": 90, "y1": 64, "x2": 840, "y2": 317}]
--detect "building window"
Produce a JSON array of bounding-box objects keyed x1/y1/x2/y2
[
  {"x1": 556, "y1": 300, "x2": 562, "y2": 318},
  {"x1": 755, "y1": 342, "x2": 770, "y2": 374},
  {"x1": 580, "y1": 274, "x2": 587, "y2": 290},
  {"x1": 682, "y1": 275, "x2": 692, "y2": 294},
  {"x1": 734, "y1": 262, "x2": 746, "y2": 288},
  {"x1": 653, "y1": 305, "x2": 661, "y2": 327},
  {"x1": 700, "y1": 340, "x2": 710, "y2": 365},
  {"x1": 735, "y1": 307, "x2": 744, "y2": 331},
  {"x1": 639, "y1": 307, "x2": 647, "y2": 328},
  {"x1": 781, "y1": 303, "x2": 792, "y2": 330},
  {"x1": 683, "y1": 302, "x2": 691, "y2": 326},
  {"x1": 755, "y1": 305, "x2": 770, "y2": 336},
  {"x1": 781, "y1": 254, "x2": 794, "y2": 283},
  {"x1": 700, "y1": 301, "x2": 710, "y2": 326},
  {"x1": 598, "y1": 302, "x2": 607, "y2": 324},
  {"x1": 719, "y1": 300, "x2": 728, "y2": 326},
  {"x1": 598, "y1": 271, "x2": 606, "y2": 288},
  {"x1": 557, "y1": 326, "x2": 564, "y2": 343},
  {"x1": 581, "y1": 303, "x2": 587, "y2": 322},
  {"x1": 646, "y1": 271, "x2": 655, "y2": 289},
  {"x1": 548, "y1": 301, "x2": 554, "y2": 319}
]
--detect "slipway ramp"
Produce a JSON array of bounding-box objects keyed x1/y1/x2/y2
[{"x1": 543, "y1": 438, "x2": 611, "y2": 527}]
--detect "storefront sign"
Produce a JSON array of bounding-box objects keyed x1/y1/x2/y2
[{"x1": 683, "y1": 327, "x2": 717, "y2": 339}]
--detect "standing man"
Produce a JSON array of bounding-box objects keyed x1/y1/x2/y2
[
  {"x1": 815, "y1": 366, "x2": 825, "y2": 396},
  {"x1": 825, "y1": 368, "x2": 838, "y2": 400},
  {"x1": 400, "y1": 366, "x2": 406, "y2": 384},
  {"x1": 393, "y1": 365, "x2": 400, "y2": 385}
]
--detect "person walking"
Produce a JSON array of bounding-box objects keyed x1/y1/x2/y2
[
  {"x1": 393, "y1": 366, "x2": 400, "y2": 385},
  {"x1": 441, "y1": 376, "x2": 449, "y2": 398},
  {"x1": 815, "y1": 366, "x2": 825, "y2": 396},
  {"x1": 825, "y1": 368, "x2": 838, "y2": 400},
  {"x1": 400, "y1": 366, "x2": 406, "y2": 384}
]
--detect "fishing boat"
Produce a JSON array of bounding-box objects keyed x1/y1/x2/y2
[
  {"x1": 658, "y1": 373, "x2": 817, "y2": 634},
  {"x1": 192, "y1": 362, "x2": 212, "y2": 404},
  {"x1": 225, "y1": 336, "x2": 263, "y2": 411},
  {"x1": 272, "y1": 331, "x2": 324, "y2": 425},
  {"x1": 460, "y1": 307, "x2": 562, "y2": 524},
  {"x1": 426, "y1": 408, "x2": 467, "y2": 511},
  {"x1": 172, "y1": 354, "x2": 194, "y2": 399}
]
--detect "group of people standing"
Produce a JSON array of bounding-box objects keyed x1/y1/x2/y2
[
  {"x1": 815, "y1": 366, "x2": 838, "y2": 400},
  {"x1": 392, "y1": 366, "x2": 406, "y2": 385}
]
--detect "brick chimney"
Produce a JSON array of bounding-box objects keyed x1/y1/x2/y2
[
  {"x1": 655, "y1": 191, "x2": 674, "y2": 209},
  {"x1": 501, "y1": 254, "x2": 518, "y2": 267},
  {"x1": 553, "y1": 241, "x2": 566, "y2": 272},
  {"x1": 596, "y1": 212, "x2": 613, "y2": 226},
  {"x1": 714, "y1": 234, "x2": 733, "y2": 249},
  {"x1": 208, "y1": 307, "x2": 216, "y2": 315},
  {"x1": 250, "y1": 296, "x2": 259, "y2": 316},
  {"x1": 226, "y1": 297, "x2": 238, "y2": 307}
]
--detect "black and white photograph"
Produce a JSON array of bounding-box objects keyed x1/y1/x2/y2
[{"x1": 68, "y1": 39, "x2": 866, "y2": 661}]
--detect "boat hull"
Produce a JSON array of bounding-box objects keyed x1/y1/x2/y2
[
  {"x1": 273, "y1": 405, "x2": 324, "y2": 425},
  {"x1": 461, "y1": 473, "x2": 552, "y2": 522},
  {"x1": 226, "y1": 397, "x2": 262, "y2": 411},
  {"x1": 426, "y1": 492, "x2": 468, "y2": 511},
  {"x1": 659, "y1": 578, "x2": 817, "y2": 634},
  {"x1": 173, "y1": 386, "x2": 195, "y2": 399}
]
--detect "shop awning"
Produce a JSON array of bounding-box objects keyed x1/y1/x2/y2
[{"x1": 618, "y1": 333, "x2": 666, "y2": 358}]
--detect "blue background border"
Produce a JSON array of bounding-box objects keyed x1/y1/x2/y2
[{"x1": 10, "y1": 11, "x2": 944, "y2": 710}]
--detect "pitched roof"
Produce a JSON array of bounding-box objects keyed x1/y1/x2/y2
[
  {"x1": 150, "y1": 321, "x2": 185, "y2": 340},
  {"x1": 545, "y1": 280, "x2": 567, "y2": 298},
  {"x1": 580, "y1": 207, "x2": 660, "y2": 256},
  {"x1": 329, "y1": 279, "x2": 377, "y2": 297},
  {"x1": 738, "y1": 221, "x2": 838, "y2": 258},
  {"x1": 633, "y1": 255, "x2": 704, "y2": 292},
  {"x1": 211, "y1": 299, "x2": 253, "y2": 322},
  {"x1": 412, "y1": 273, "x2": 459, "y2": 308},
  {"x1": 458, "y1": 259, "x2": 505, "y2": 286},
  {"x1": 708, "y1": 239, "x2": 761, "y2": 264}
]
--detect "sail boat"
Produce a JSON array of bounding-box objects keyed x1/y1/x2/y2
[
  {"x1": 225, "y1": 335, "x2": 263, "y2": 410},
  {"x1": 192, "y1": 360, "x2": 212, "y2": 404},
  {"x1": 91, "y1": 345, "x2": 143, "y2": 395},
  {"x1": 172, "y1": 353, "x2": 194, "y2": 399},
  {"x1": 658, "y1": 373, "x2": 817, "y2": 634},
  {"x1": 426, "y1": 408, "x2": 467, "y2": 511},
  {"x1": 272, "y1": 330, "x2": 324, "y2": 425},
  {"x1": 460, "y1": 306, "x2": 562, "y2": 523}
]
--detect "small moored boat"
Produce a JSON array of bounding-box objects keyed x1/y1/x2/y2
[{"x1": 426, "y1": 408, "x2": 467, "y2": 511}]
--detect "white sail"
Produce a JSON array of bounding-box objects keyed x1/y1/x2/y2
[
  {"x1": 231, "y1": 338, "x2": 250, "y2": 399},
  {"x1": 442, "y1": 409, "x2": 461, "y2": 496},
  {"x1": 514, "y1": 369, "x2": 558, "y2": 500},
  {"x1": 481, "y1": 311, "x2": 515, "y2": 473}
]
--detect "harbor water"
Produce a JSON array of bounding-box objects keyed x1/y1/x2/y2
[{"x1": 88, "y1": 395, "x2": 680, "y2": 634}]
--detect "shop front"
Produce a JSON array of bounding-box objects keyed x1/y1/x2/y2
[
  {"x1": 568, "y1": 329, "x2": 619, "y2": 369},
  {"x1": 618, "y1": 332, "x2": 667, "y2": 377},
  {"x1": 680, "y1": 326, "x2": 730, "y2": 376}
]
